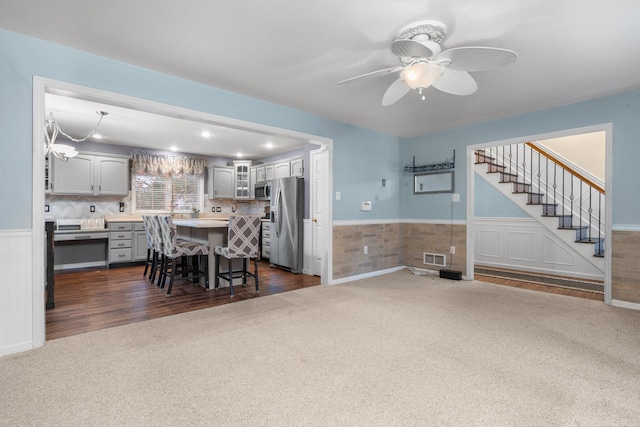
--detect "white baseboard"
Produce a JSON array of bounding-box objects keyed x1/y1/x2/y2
[
  {"x1": 611, "y1": 299, "x2": 640, "y2": 311},
  {"x1": 330, "y1": 266, "x2": 405, "y2": 285},
  {"x1": 0, "y1": 340, "x2": 33, "y2": 357}
]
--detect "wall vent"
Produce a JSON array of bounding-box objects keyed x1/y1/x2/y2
[{"x1": 423, "y1": 252, "x2": 446, "y2": 267}]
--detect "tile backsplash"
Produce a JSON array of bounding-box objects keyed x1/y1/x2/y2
[{"x1": 45, "y1": 193, "x2": 268, "y2": 219}]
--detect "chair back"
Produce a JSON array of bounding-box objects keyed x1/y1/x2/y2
[
  {"x1": 227, "y1": 215, "x2": 261, "y2": 258},
  {"x1": 146, "y1": 215, "x2": 163, "y2": 253},
  {"x1": 141, "y1": 215, "x2": 154, "y2": 250},
  {"x1": 157, "y1": 215, "x2": 177, "y2": 257}
]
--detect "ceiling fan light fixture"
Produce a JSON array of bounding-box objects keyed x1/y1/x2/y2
[{"x1": 401, "y1": 62, "x2": 442, "y2": 90}]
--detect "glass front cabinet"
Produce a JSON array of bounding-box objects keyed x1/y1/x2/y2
[{"x1": 233, "y1": 160, "x2": 252, "y2": 200}]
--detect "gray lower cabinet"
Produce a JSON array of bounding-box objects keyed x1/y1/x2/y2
[
  {"x1": 109, "y1": 221, "x2": 146, "y2": 264},
  {"x1": 133, "y1": 223, "x2": 148, "y2": 261}
]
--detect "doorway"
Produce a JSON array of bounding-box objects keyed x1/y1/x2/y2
[
  {"x1": 32, "y1": 77, "x2": 334, "y2": 344},
  {"x1": 465, "y1": 124, "x2": 612, "y2": 303}
]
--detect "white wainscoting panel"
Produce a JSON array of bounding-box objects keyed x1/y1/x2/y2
[
  {"x1": 475, "y1": 218, "x2": 603, "y2": 280},
  {"x1": 542, "y1": 234, "x2": 574, "y2": 266},
  {"x1": 509, "y1": 231, "x2": 536, "y2": 262},
  {"x1": 0, "y1": 230, "x2": 34, "y2": 356},
  {"x1": 478, "y1": 230, "x2": 502, "y2": 258}
]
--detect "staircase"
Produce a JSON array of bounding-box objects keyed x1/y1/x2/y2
[{"x1": 474, "y1": 143, "x2": 605, "y2": 274}]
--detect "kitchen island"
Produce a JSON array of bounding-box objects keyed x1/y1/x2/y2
[{"x1": 172, "y1": 218, "x2": 240, "y2": 289}]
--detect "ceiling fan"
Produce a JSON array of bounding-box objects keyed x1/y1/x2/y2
[{"x1": 337, "y1": 20, "x2": 518, "y2": 106}]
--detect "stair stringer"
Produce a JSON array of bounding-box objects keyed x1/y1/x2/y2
[{"x1": 474, "y1": 165, "x2": 604, "y2": 274}]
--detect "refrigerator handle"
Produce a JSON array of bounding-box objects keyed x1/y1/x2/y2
[{"x1": 275, "y1": 186, "x2": 283, "y2": 237}]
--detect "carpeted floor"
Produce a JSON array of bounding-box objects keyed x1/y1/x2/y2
[{"x1": 1, "y1": 270, "x2": 639, "y2": 426}]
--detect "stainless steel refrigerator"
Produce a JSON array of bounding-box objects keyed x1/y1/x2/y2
[{"x1": 269, "y1": 176, "x2": 304, "y2": 273}]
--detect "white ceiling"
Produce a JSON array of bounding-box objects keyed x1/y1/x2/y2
[{"x1": 3, "y1": 0, "x2": 640, "y2": 150}]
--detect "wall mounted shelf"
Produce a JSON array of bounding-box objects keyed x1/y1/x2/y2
[{"x1": 404, "y1": 150, "x2": 455, "y2": 173}]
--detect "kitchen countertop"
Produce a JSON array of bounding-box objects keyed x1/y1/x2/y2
[
  {"x1": 173, "y1": 219, "x2": 229, "y2": 229},
  {"x1": 104, "y1": 214, "x2": 232, "y2": 223}
]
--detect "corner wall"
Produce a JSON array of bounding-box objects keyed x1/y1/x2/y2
[{"x1": 331, "y1": 221, "x2": 467, "y2": 281}]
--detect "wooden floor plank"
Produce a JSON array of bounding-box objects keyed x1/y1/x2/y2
[{"x1": 46, "y1": 262, "x2": 320, "y2": 340}]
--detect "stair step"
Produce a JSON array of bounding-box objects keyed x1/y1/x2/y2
[
  {"x1": 512, "y1": 182, "x2": 532, "y2": 193},
  {"x1": 527, "y1": 192, "x2": 546, "y2": 204}
]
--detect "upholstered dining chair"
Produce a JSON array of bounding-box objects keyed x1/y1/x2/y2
[
  {"x1": 147, "y1": 215, "x2": 165, "y2": 286},
  {"x1": 157, "y1": 215, "x2": 210, "y2": 296},
  {"x1": 214, "y1": 215, "x2": 261, "y2": 298},
  {"x1": 141, "y1": 215, "x2": 156, "y2": 280}
]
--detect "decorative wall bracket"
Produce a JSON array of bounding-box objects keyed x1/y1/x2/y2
[{"x1": 404, "y1": 150, "x2": 455, "y2": 172}]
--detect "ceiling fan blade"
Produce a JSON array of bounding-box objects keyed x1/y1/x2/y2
[
  {"x1": 336, "y1": 66, "x2": 404, "y2": 85},
  {"x1": 431, "y1": 69, "x2": 477, "y2": 96},
  {"x1": 437, "y1": 47, "x2": 518, "y2": 72},
  {"x1": 382, "y1": 78, "x2": 411, "y2": 106},
  {"x1": 391, "y1": 39, "x2": 441, "y2": 58}
]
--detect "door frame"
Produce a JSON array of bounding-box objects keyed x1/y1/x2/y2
[
  {"x1": 32, "y1": 76, "x2": 334, "y2": 346},
  {"x1": 465, "y1": 123, "x2": 613, "y2": 303}
]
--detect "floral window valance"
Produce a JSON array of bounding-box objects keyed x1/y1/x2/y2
[{"x1": 131, "y1": 151, "x2": 207, "y2": 177}]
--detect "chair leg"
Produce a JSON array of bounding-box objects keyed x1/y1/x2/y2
[
  {"x1": 254, "y1": 258, "x2": 259, "y2": 293},
  {"x1": 204, "y1": 255, "x2": 210, "y2": 289},
  {"x1": 228, "y1": 257, "x2": 234, "y2": 298},
  {"x1": 143, "y1": 248, "x2": 151, "y2": 277},
  {"x1": 242, "y1": 258, "x2": 247, "y2": 285},
  {"x1": 149, "y1": 251, "x2": 157, "y2": 281},
  {"x1": 166, "y1": 258, "x2": 177, "y2": 296},
  {"x1": 214, "y1": 254, "x2": 220, "y2": 289}
]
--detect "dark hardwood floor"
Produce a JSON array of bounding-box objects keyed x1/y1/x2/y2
[{"x1": 46, "y1": 262, "x2": 320, "y2": 340}]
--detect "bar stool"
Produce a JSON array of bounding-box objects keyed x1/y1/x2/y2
[
  {"x1": 147, "y1": 215, "x2": 165, "y2": 286},
  {"x1": 157, "y1": 215, "x2": 210, "y2": 296},
  {"x1": 141, "y1": 215, "x2": 156, "y2": 280},
  {"x1": 214, "y1": 215, "x2": 261, "y2": 298}
]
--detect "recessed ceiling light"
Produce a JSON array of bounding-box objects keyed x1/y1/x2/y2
[
  {"x1": 237, "y1": 152, "x2": 243, "y2": 158},
  {"x1": 170, "y1": 146, "x2": 178, "y2": 152},
  {"x1": 265, "y1": 142, "x2": 274, "y2": 149},
  {"x1": 93, "y1": 133, "x2": 102, "y2": 139},
  {"x1": 201, "y1": 131, "x2": 212, "y2": 138}
]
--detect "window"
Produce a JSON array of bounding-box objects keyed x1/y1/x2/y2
[{"x1": 133, "y1": 173, "x2": 203, "y2": 213}]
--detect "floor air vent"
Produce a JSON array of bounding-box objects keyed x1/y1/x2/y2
[{"x1": 423, "y1": 252, "x2": 446, "y2": 267}]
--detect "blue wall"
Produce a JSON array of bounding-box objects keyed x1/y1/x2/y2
[
  {"x1": 401, "y1": 89, "x2": 640, "y2": 226},
  {"x1": 474, "y1": 173, "x2": 529, "y2": 218},
  {"x1": 0, "y1": 29, "x2": 402, "y2": 229}
]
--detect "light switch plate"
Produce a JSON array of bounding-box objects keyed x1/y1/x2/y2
[
  {"x1": 452, "y1": 193, "x2": 460, "y2": 202},
  {"x1": 336, "y1": 191, "x2": 341, "y2": 201}
]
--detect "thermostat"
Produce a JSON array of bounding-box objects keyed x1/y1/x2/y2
[{"x1": 361, "y1": 201, "x2": 372, "y2": 212}]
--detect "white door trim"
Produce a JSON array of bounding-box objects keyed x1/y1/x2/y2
[{"x1": 32, "y1": 76, "x2": 334, "y2": 346}]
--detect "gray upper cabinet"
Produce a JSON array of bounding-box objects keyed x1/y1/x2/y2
[
  {"x1": 51, "y1": 154, "x2": 129, "y2": 196},
  {"x1": 208, "y1": 166, "x2": 234, "y2": 199},
  {"x1": 96, "y1": 157, "x2": 129, "y2": 195},
  {"x1": 290, "y1": 158, "x2": 304, "y2": 177},
  {"x1": 274, "y1": 161, "x2": 290, "y2": 179}
]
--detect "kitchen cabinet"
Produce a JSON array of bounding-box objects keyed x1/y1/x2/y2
[
  {"x1": 261, "y1": 221, "x2": 270, "y2": 260},
  {"x1": 290, "y1": 157, "x2": 304, "y2": 177},
  {"x1": 250, "y1": 167, "x2": 257, "y2": 199},
  {"x1": 253, "y1": 157, "x2": 303, "y2": 183},
  {"x1": 108, "y1": 221, "x2": 147, "y2": 264},
  {"x1": 51, "y1": 154, "x2": 129, "y2": 196},
  {"x1": 233, "y1": 160, "x2": 252, "y2": 200},
  {"x1": 274, "y1": 161, "x2": 290, "y2": 179},
  {"x1": 208, "y1": 166, "x2": 234, "y2": 199},
  {"x1": 133, "y1": 223, "x2": 148, "y2": 261},
  {"x1": 109, "y1": 222, "x2": 133, "y2": 264},
  {"x1": 264, "y1": 164, "x2": 275, "y2": 182}
]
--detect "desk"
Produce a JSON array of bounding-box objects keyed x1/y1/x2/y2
[{"x1": 173, "y1": 219, "x2": 240, "y2": 288}]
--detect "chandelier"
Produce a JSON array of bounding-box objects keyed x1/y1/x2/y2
[{"x1": 44, "y1": 110, "x2": 108, "y2": 161}]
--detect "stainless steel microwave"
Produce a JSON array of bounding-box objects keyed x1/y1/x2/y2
[{"x1": 254, "y1": 182, "x2": 271, "y2": 200}]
